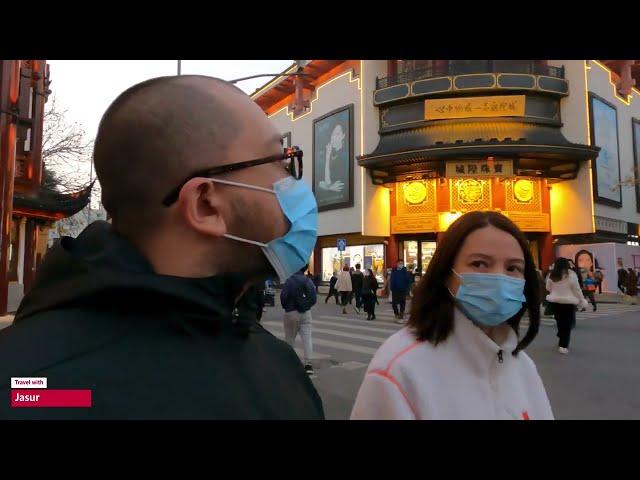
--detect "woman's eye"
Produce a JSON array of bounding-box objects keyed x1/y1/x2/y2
[
  {"x1": 507, "y1": 265, "x2": 524, "y2": 273},
  {"x1": 471, "y1": 261, "x2": 488, "y2": 268}
]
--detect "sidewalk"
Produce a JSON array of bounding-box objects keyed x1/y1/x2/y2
[{"x1": 594, "y1": 293, "x2": 631, "y2": 304}]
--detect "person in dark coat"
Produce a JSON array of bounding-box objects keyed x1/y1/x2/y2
[
  {"x1": 617, "y1": 266, "x2": 628, "y2": 294},
  {"x1": 390, "y1": 260, "x2": 411, "y2": 322},
  {"x1": 0, "y1": 75, "x2": 324, "y2": 420},
  {"x1": 361, "y1": 268, "x2": 379, "y2": 320},
  {"x1": 281, "y1": 265, "x2": 317, "y2": 375},
  {"x1": 351, "y1": 263, "x2": 365, "y2": 314},
  {"x1": 626, "y1": 268, "x2": 638, "y2": 299},
  {"x1": 325, "y1": 271, "x2": 339, "y2": 304}
]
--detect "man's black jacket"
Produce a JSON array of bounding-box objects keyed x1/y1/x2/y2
[{"x1": 0, "y1": 221, "x2": 324, "y2": 419}]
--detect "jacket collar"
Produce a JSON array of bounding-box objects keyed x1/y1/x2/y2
[{"x1": 448, "y1": 307, "x2": 519, "y2": 375}]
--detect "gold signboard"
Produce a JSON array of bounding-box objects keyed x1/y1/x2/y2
[
  {"x1": 403, "y1": 181, "x2": 428, "y2": 205},
  {"x1": 504, "y1": 212, "x2": 550, "y2": 232},
  {"x1": 458, "y1": 179, "x2": 484, "y2": 204},
  {"x1": 391, "y1": 215, "x2": 440, "y2": 234},
  {"x1": 513, "y1": 179, "x2": 534, "y2": 203},
  {"x1": 425, "y1": 95, "x2": 526, "y2": 120},
  {"x1": 446, "y1": 159, "x2": 513, "y2": 177}
]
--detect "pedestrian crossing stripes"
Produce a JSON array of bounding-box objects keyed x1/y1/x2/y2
[
  {"x1": 264, "y1": 302, "x2": 640, "y2": 368},
  {"x1": 264, "y1": 323, "x2": 381, "y2": 356},
  {"x1": 265, "y1": 321, "x2": 391, "y2": 343},
  {"x1": 525, "y1": 303, "x2": 640, "y2": 324}
]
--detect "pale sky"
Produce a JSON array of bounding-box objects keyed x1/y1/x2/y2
[{"x1": 47, "y1": 60, "x2": 293, "y2": 207}]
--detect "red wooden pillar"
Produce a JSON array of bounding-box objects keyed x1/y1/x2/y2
[
  {"x1": 540, "y1": 232, "x2": 555, "y2": 272},
  {"x1": 30, "y1": 60, "x2": 46, "y2": 185},
  {"x1": 0, "y1": 60, "x2": 21, "y2": 315},
  {"x1": 434, "y1": 60, "x2": 448, "y2": 75},
  {"x1": 387, "y1": 60, "x2": 397, "y2": 77},
  {"x1": 386, "y1": 234, "x2": 399, "y2": 268}
]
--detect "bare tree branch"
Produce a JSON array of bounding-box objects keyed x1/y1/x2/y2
[{"x1": 42, "y1": 95, "x2": 94, "y2": 194}]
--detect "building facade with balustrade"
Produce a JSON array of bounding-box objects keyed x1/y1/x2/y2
[{"x1": 253, "y1": 60, "x2": 640, "y2": 292}]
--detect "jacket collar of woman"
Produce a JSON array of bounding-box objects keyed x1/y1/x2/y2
[{"x1": 449, "y1": 307, "x2": 520, "y2": 375}]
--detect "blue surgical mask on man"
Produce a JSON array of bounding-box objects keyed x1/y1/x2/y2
[
  {"x1": 210, "y1": 176, "x2": 318, "y2": 283},
  {"x1": 449, "y1": 269, "x2": 526, "y2": 327}
]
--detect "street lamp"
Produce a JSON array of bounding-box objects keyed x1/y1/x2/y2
[
  {"x1": 230, "y1": 59, "x2": 310, "y2": 84},
  {"x1": 229, "y1": 71, "x2": 309, "y2": 84},
  {"x1": 231, "y1": 61, "x2": 312, "y2": 115}
]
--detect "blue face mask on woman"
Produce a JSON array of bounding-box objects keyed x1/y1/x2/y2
[
  {"x1": 449, "y1": 269, "x2": 526, "y2": 327},
  {"x1": 210, "y1": 176, "x2": 318, "y2": 283}
]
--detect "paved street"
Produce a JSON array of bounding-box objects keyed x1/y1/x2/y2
[
  {"x1": 261, "y1": 296, "x2": 640, "y2": 419},
  {"x1": 2, "y1": 297, "x2": 639, "y2": 419}
]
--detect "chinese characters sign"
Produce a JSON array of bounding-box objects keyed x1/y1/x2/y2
[
  {"x1": 391, "y1": 215, "x2": 439, "y2": 234},
  {"x1": 425, "y1": 95, "x2": 526, "y2": 120},
  {"x1": 446, "y1": 159, "x2": 513, "y2": 178},
  {"x1": 594, "y1": 216, "x2": 627, "y2": 234}
]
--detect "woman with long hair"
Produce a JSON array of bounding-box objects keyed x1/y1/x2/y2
[
  {"x1": 546, "y1": 257, "x2": 588, "y2": 354},
  {"x1": 351, "y1": 211, "x2": 552, "y2": 420},
  {"x1": 335, "y1": 265, "x2": 353, "y2": 314}
]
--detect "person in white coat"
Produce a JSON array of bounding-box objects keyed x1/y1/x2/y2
[
  {"x1": 546, "y1": 258, "x2": 588, "y2": 354},
  {"x1": 335, "y1": 265, "x2": 353, "y2": 314},
  {"x1": 351, "y1": 211, "x2": 553, "y2": 420}
]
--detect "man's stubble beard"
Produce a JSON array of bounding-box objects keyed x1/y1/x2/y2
[{"x1": 224, "y1": 193, "x2": 276, "y2": 279}]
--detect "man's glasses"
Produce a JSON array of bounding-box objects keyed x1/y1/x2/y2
[{"x1": 162, "y1": 146, "x2": 303, "y2": 206}]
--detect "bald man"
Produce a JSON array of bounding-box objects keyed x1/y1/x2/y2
[{"x1": 0, "y1": 76, "x2": 324, "y2": 419}]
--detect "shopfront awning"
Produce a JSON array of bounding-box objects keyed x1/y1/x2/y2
[{"x1": 358, "y1": 120, "x2": 600, "y2": 184}]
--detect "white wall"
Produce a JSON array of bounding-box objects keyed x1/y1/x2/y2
[
  {"x1": 267, "y1": 68, "x2": 362, "y2": 236},
  {"x1": 361, "y1": 60, "x2": 391, "y2": 237},
  {"x1": 548, "y1": 60, "x2": 595, "y2": 235},
  {"x1": 587, "y1": 60, "x2": 640, "y2": 226}
]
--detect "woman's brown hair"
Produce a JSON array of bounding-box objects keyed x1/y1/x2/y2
[{"x1": 407, "y1": 211, "x2": 540, "y2": 355}]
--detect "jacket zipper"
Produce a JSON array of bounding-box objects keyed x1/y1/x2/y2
[{"x1": 497, "y1": 350, "x2": 504, "y2": 364}]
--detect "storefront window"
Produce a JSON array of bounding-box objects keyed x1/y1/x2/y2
[
  {"x1": 322, "y1": 244, "x2": 385, "y2": 283},
  {"x1": 402, "y1": 241, "x2": 418, "y2": 273},
  {"x1": 398, "y1": 60, "x2": 434, "y2": 74},
  {"x1": 421, "y1": 241, "x2": 437, "y2": 275},
  {"x1": 450, "y1": 60, "x2": 490, "y2": 74}
]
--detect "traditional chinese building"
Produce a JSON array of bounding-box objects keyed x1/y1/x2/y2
[
  {"x1": 253, "y1": 60, "x2": 640, "y2": 292},
  {"x1": 0, "y1": 60, "x2": 91, "y2": 314}
]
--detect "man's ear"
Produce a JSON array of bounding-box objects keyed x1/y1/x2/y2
[{"x1": 177, "y1": 178, "x2": 227, "y2": 238}]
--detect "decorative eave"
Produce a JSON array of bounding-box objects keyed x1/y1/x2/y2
[
  {"x1": 358, "y1": 120, "x2": 599, "y2": 184},
  {"x1": 251, "y1": 60, "x2": 356, "y2": 115},
  {"x1": 599, "y1": 60, "x2": 640, "y2": 96},
  {"x1": 13, "y1": 181, "x2": 93, "y2": 221}
]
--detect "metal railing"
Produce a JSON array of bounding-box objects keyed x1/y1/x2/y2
[{"x1": 376, "y1": 61, "x2": 565, "y2": 90}]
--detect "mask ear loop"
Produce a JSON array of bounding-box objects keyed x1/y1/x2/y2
[
  {"x1": 448, "y1": 269, "x2": 464, "y2": 298},
  {"x1": 210, "y1": 177, "x2": 275, "y2": 248},
  {"x1": 209, "y1": 177, "x2": 276, "y2": 194}
]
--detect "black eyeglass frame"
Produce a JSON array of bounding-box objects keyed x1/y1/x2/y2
[{"x1": 161, "y1": 146, "x2": 303, "y2": 206}]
